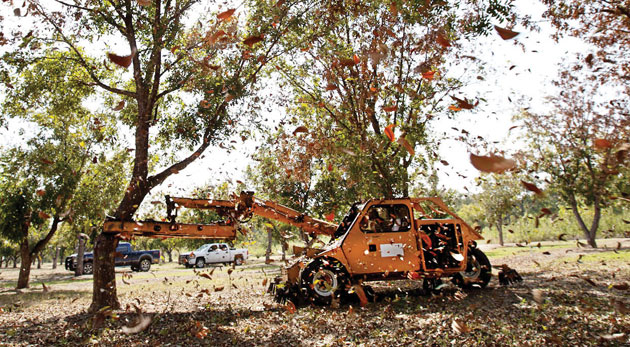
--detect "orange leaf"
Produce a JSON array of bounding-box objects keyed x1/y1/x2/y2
[
  {"x1": 422, "y1": 70, "x2": 435, "y2": 80},
  {"x1": 593, "y1": 138, "x2": 612, "y2": 149},
  {"x1": 384, "y1": 124, "x2": 396, "y2": 142},
  {"x1": 36, "y1": 189, "x2": 46, "y2": 196},
  {"x1": 448, "y1": 105, "x2": 462, "y2": 111},
  {"x1": 494, "y1": 25, "x2": 520, "y2": 40},
  {"x1": 38, "y1": 211, "x2": 50, "y2": 220},
  {"x1": 521, "y1": 180, "x2": 544, "y2": 196},
  {"x1": 383, "y1": 105, "x2": 398, "y2": 113},
  {"x1": 137, "y1": 0, "x2": 152, "y2": 6},
  {"x1": 243, "y1": 35, "x2": 263, "y2": 47},
  {"x1": 339, "y1": 58, "x2": 356, "y2": 67},
  {"x1": 436, "y1": 33, "x2": 451, "y2": 48},
  {"x1": 352, "y1": 54, "x2": 360, "y2": 65},
  {"x1": 327, "y1": 163, "x2": 333, "y2": 172},
  {"x1": 207, "y1": 30, "x2": 226, "y2": 45},
  {"x1": 107, "y1": 51, "x2": 135, "y2": 68},
  {"x1": 325, "y1": 210, "x2": 335, "y2": 222},
  {"x1": 325, "y1": 84, "x2": 338, "y2": 91},
  {"x1": 292, "y1": 126, "x2": 308, "y2": 136},
  {"x1": 113, "y1": 100, "x2": 125, "y2": 111},
  {"x1": 217, "y1": 8, "x2": 236, "y2": 21},
  {"x1": 469, "y1": 153, "x2": 516, "y2": 173},
  {"x1": 451, "y1": 96, "x2": 474, "y2": 110}
]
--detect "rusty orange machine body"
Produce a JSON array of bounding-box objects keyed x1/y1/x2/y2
[{"x1": 104, "y1": 192, "x2": 496, "y2": 304}]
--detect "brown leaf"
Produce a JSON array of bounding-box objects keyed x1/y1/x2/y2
[
  {"x1": 613, "y1": 283, "x2": 629, "y2": 291},
  {"x1": 540, "y1": 208, "x2": 552, "y2": 216},
  {"x1": 470, "y1": 153, "x2": 516, "y2": 173},
  {"x1": 542, "y1": 251, "x2": 551, "y2": 255},
  {"x1": 397, "y1": 137, "x2": 414, "y2": 156},
  {"x1": 227, "y1": 268, "x2": 233, "y2": 275},
  {"x1": 557, "y1": 233, "x2": 567, "y2": 241},
  {"x1": 122, "y1": 314, "x2": 152, "y2": 334},
  {"x1": 262, "y1": 278, "x2": 268, "y2": 287},
  {"x1": 451, "y1": 319, "x2": 470, "y2": 334},
  {"x1": 38, "y1": 211, "x2": 50, "y2": 220},
  {"x1": 384, "y1": 124, "x2": 396, "y2": 142},
  {"x1": 582, "y1": 277, "x2": 597, "y2": 287},
  {"x1": 593, "y1": 138, "x2": 612, "y2": 149},
  {"x1": 137, "y1": 0, "x2": 152, "y2": 6},
  {"x1": 325, "y1": 84, "x2": 338, "y2": 91},
  {"x1": 383, "y1": 105, "x2": 398, "y2": 113},
  {"x1": 42, "y1": 282, "x2": 49, "y2": 293},
  {"x1": 199, "y1": 273, "x2": 212, "y2": 280},
  {"x1": 214, "y1": 286, "x2": 224, "y2": 292},
  {"x1": 292, "y1": 126, "x2": 308, "y2": 136},
  {"x1": 339, "y1": 58, "x2": 356, "y2": 67},
  {"x1": 436, "y1": 33, "x2": 451, "y2": 48},
  {"x1": 521, "y1": 180, "x2": 543, "y2": 195},
  {"x1": 207, "y1": 30, "x2": 226, "y2": 45},
  {"x1": 243, "y1": 35, "x2": 263, "y2": 47},
  {"x1": 494, "y1": 25, "x2": 520, "y2": 40},
  {"x1": 36, "y1": 189, "x2": 46, "y2": 196},
  {"x1": 451, "y1": 96, "x2": 474, "y2": 110},
  {"x1": 113, "y1": 100, "x2": 125, "y2": 111},
  {"x1": 107, "y1": 51, "x2": 135, "y2": 68},
  {"x1": 532, "y1": 289, "x2": 544, "y2": 305},
  {"x1": 284, "y1": 300, "x2": 296, "y2": 314},
  {"x1": 217, "y1": 8, "x2": 236, "y2": 21}
]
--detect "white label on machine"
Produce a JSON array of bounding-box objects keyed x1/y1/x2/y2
[{"x1": 380, "y1": 243, "x2": 404, "y2": 257}]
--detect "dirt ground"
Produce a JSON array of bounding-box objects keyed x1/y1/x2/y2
[{"x1": 1, "y1": 239, "x2": 629, "y2": 346}]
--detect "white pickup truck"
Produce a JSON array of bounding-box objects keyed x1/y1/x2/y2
[{"x1": 179, "y1": 243, "x2": 248, "y2": 268}]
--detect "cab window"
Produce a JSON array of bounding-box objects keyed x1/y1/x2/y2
[{"x1": 359, "y1": 204, "x2": 411, "y2": 233}]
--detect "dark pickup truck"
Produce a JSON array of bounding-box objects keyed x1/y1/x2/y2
[{"x1": 65, "y1": 242, "x2": 160, "y2": 274}]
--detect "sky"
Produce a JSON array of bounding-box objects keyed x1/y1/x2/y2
[{"x1": 0, "y1": 1, "x2": 588, "y2": 201}]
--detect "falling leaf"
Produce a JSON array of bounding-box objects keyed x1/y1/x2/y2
[
  {"x1": 292, "y1": 126, "x2": 308, "y2": 136},
  {"x1": 339, "y1": 58, "x2": 356, "y2": 67},
  {"x1": 397, "y1": 137, "x2": 415, "y2": 156},
  {"x1": 352, "y1": 54, "x2": 360, "y2": 65},
  {"x1": 451, "y1": 96, "x2": 474, "y2": 110},
  {"x1": 325, "y1": 211, "x2": 335, "y2": 222},
  {"x1": 42, "y1": 282, "x2": 49, "y2": 293},
  {"x1": 593, "y1": 138, "x2": 612, "y2": 149},
  {"x1": 436, "y1": 33, "x2": 451, "y2": 48},
  {"x1": 207, "y1": 30, "x2": 226, "y2": 45},
  {"x1": 494, "y1": 25, "x2": 520, "y2": 40},
  {"x1": 122, "y1": 314, "x2": 152, "y2": 334},
  {"x1": 422, "y1": 70, "x2": 435, "y2": 80},
  {"x1": 448, "y1": 105, "x2": 462, "y2": 111},
  {"x1": 450, "y1": 251, "x2": 464, "y2": 262},
  {"x1": 470, "y1": 153, "x2": 516, "y2": 173},
  {"x1": 227, "y1": 268, "x2": 233, "y2": 275},
  {"x1": 284, "y1": 300, "x2": 296, "y2": 314},
  {"x1": 137, "y1": 0, "x2": 152, "y2": 6},
  {"x1": 199, "y1": 273, "x2": 212, "y2": 280},
  {"x1": 243, "y1": 35, "x2": 263, "y2": 47},
  {"x1": 521, "y1": 180, "x2": 543, "y2": 195},
  {"x1": 383, "y1": 105, "x2": 398, "y2": 113},
  {"x1": 532, "y1": 289, "x2": 543, "y2": 305},
  {"x1": 582, "y1": 277, "x2": 597, "y2": 287},
  {"x1": 214, "y1": 286, "x2": 224, "y2": 292},
  {"x1": 557, "y1": 233, "x2": 567, "y2": 241},
  {"x1": 38, "y1": 211, "x2": 50, "y2": 220},
  {"x1": 540, "y1": 208, "x2": 552, "y2": 215},
  {"x1": 451, "y1": 319, "x2": 470, "y2": 334},
  {"x1": 36, "y1": 189, "x2": 46, "y2": 196},
  {"x1": 612, "y1": 283, "x2": 629, "y2": 290},
  {"x1": 107, "y1": 51, "x2": 135, "y2": 68},
  {"x1": 41, "y1": 158, "x2": 54, "y2": 165},
  {"x1": 542, "y1": 251, "x2": 551, "y2": 255},
  {"x1": 13, "y1": 8, "x2": 21, "y2": 16},
  {"x1": 113, "y1": 100, "x2": 125, "y2": 111},
  {"x1": 262, "y1": 278, "x2": 268, "y2": 287},
  {"x1": 325, "y1": 84, "x2": 338, "y2": 91},
  {"x1": 217, "y1": 8, "x2": 236, "y2": 21},
  {"x1": 384, "y1": 124, "x2": 396, "y2": 142},
  {"x1": 508, "y1": 229, "x2": 514, "y2": 234}
]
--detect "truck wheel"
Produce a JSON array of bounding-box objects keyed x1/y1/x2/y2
[
  {"x1": 234, "y1": 257, "x2": 243, "y2": 266},
  {"x1": 139, "y1": 258, "x2": 151, "y2": 272},
  {"x1": 131, "y1": 265, "x2": 139, "y2": 272},
  {"x1": 302, "y1": 259, "x2": 349, "y2": 305},
  {"x1": 83, "y1": 262, "x2": 93, "y2": 275},
  {"x1": 457, "y1": 248, "x2": 491, "y2": 289},
  {"x1": 196, "y1": 258, "x2": 205, "y2": 268}
]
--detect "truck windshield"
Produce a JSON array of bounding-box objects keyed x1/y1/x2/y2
[{"x1": 195, "y1": 245, "x2": 209, "y2": 252}]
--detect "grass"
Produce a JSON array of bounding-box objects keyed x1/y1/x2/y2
[{"x1": 484, "y1": 242, "x2": 574, "y2": 258}]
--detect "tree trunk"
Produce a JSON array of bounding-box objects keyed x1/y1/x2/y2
[
  {"x1": 52, "y1": 247, "x2": 59, "y2": 269},
  {"x1": 36, "y1": 254, "x2": 41, "y2": 269},
  {"x1": 75, "y1": 233, "x2": 86, "y2": 277},
  {"x1": 88, "y1": 232, "x2": 120, "y2": 313},
  {"x1": 12, "y1": 255, "x2": 18, "y2": 268},
  {"x1": 281, "y1": 241, "x2": 287, "y2": 262},
  {"x1": 568, "y1": 194, "x2": 599, "y2": 248},
  {"x1": 60, "y1": 247, "x2": 65, "y2": 265},
  {"x1": 167, "y1": 250, "x2": 172, "y2": 263},
  {"x1": 496, "y1": 216, "x2": 504, "y2": 246},
  {"x1": 266, "y1": 227, "x2": 273, "y2": 263},
  {"x1": 17, "y1": 241, "x2": 32, "y2": 289}
]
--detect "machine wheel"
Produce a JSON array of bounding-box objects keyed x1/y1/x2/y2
[
  {"x1": 83, "y1": 262, "x2": 93, "y2": 275},
  {"x1": 302, "y1": 258, "x2": 349, "y2": 305},
  {"x1": 196, "y1": 258, "x2": 205, "y2": 268},
  {"x1": 234, "y1": 257, "x2": 243, "y2": 266},
  {"x1": 139, "y1": 258, "x2": 151, "y2": 272},
  {"x1": 457, "y1": 248, "x2": 491, "y2": 289},
  {"x1": 185, "y1": 264, "x2": 192, "y2": 268}
]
